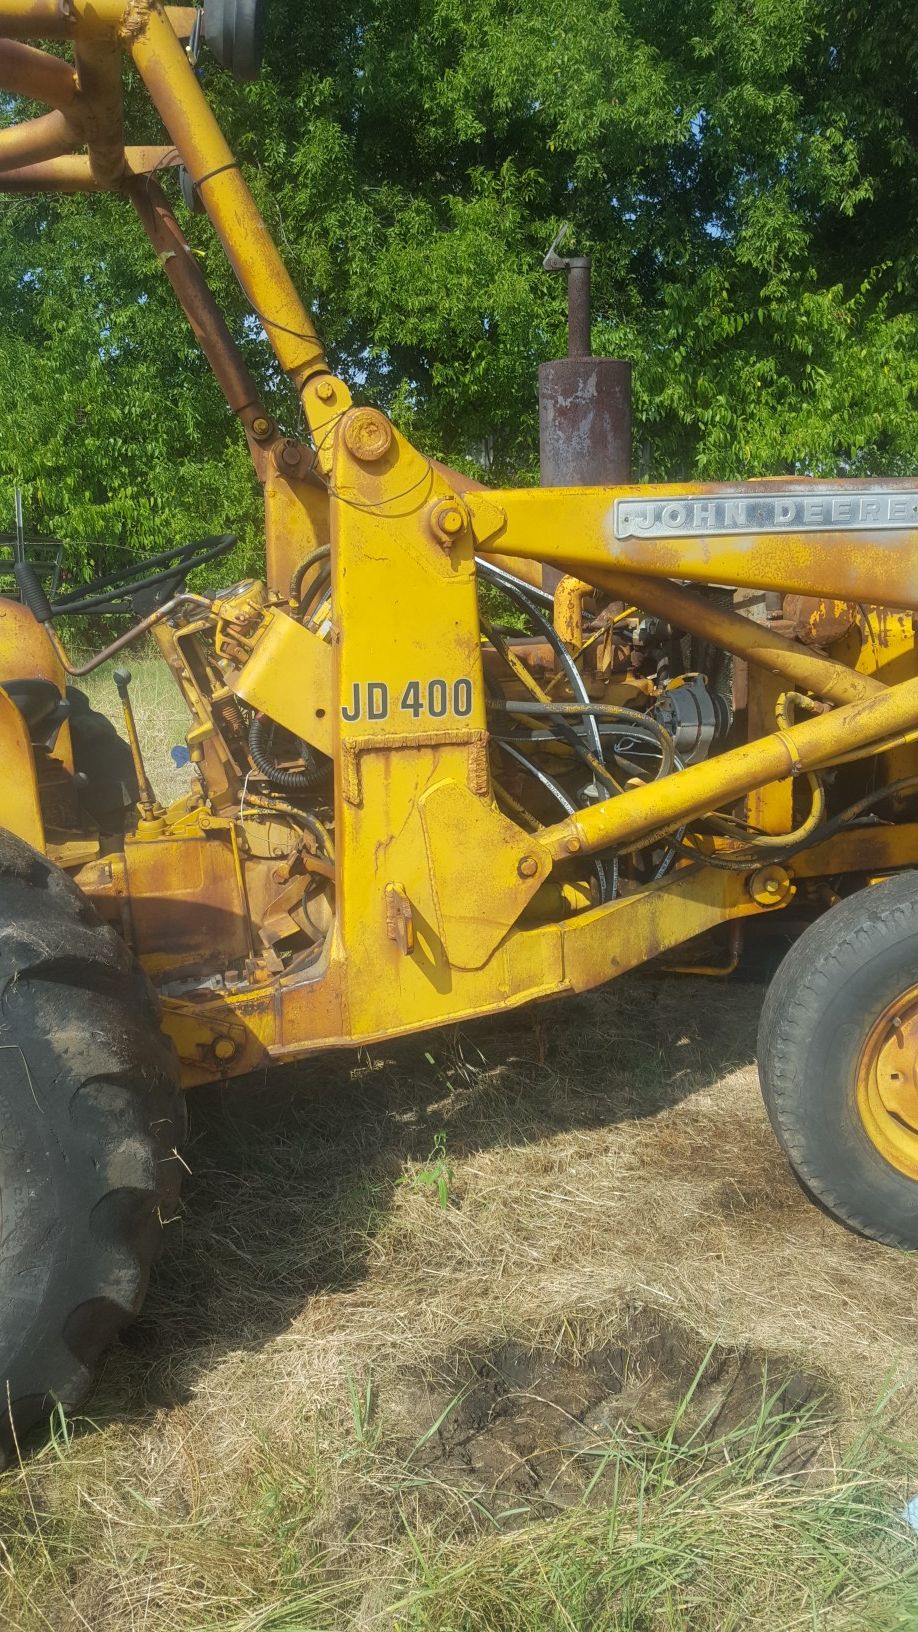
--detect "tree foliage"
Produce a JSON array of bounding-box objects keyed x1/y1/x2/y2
[{"x1": 0, "y1": 0, "x2": 915, "y2": 560}]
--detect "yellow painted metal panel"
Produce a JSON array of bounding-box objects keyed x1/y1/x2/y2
[
  {"x1": 469, "y1": 481, "x2": 918, "y2": 610},
  {"x1": 419, "y1": 778, "x2": 549, "y2": 969},
  {"x1": 233, "y1": 607, "x2": 335, "y2": 756}
]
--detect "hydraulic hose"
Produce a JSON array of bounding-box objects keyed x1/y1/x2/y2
[
  {"x1": 707, "y1": 690, "x2": 826, "y2": 851},
  {"x1": 241, "y1": 790, "x2": 334, "y2": 860},
  {"x1": 248, "y1": 714, "x2": 326, "y2": 793},
  {"x1": 498, "y1": 738, "x2": 618, "y2": 902},
  {"x1": 706, "y1": 773, "x2": 825, "y2": 852},
  {"x1": 488, "y1": 698, "x2": 675, "y2": 777},
  {"x1": 477, "y1": 560, "x2": 604, "y2": 763},
  {"x1": 675, "y1": 775, "x2": 918, "y2": 873},
  {"x1": 289, "y1": 545, "x2": 331, "y2": 610}
]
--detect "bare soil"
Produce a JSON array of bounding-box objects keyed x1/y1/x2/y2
[{"x1": 391, "y1": 1311, "x2": 829, "y2": 1529}]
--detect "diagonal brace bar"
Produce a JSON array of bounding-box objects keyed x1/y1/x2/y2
[{"x1": 537, "y1": 676, "x2": 918, "y2": 864}]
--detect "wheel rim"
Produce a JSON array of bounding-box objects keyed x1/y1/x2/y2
[{"x1": 856, "y1": 986, "x2": 918, "y2": 1179}]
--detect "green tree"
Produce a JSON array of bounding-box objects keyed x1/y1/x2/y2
[{"x1": 0, "y1": 0, "x2": 915, "y2": 562}]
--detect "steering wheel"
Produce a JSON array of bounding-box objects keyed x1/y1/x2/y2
[{"x1": 50, "y1": 534, "x2": 237, "y2": 617}]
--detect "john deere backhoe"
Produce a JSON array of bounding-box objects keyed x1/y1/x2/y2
[{"x1": 1, "y1": 0, "x2": 917, "y2": 1458}]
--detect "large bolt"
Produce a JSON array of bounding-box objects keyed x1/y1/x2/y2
[
  {"x1": 251, "y1": 416, "x2": 272, "y2": 439},
  {"x1": 343, "y1": 408, "x2": 393, "y2": 463},
  {"x1": 431, "y1": 499, "x2": 467, "y2": 545},
  {"x1": 281, "y1": 439, "x2": 301, "y2": 468},
  {"x1": 749, "y1": 864, "x2": 794, "y2": 907},
  {"x1": 517, "y1": 854, "x2": 540, "y2": 879},
  {"x1": 315, "y1": 379, "x2": 336, "y2": 403}
]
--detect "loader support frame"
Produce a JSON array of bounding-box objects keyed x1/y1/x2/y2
[{"x1": 1, "y1": 0, "x2": 917, "y2": 1091}]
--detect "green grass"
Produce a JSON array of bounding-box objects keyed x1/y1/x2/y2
[
  {"x1": 77, "y1": 650, "x2": 195, "y2": 806},
  {"x1": 1, "y1": 1362, "x2": 916, "y2": 1631}
]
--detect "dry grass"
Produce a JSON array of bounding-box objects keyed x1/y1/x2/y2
[
  {"x1": 4, "y1": 661, "x2": 918, "y2": 1626},
  {"x1": 3, "y1": 972, "x2": 918, "y2": 1629}
]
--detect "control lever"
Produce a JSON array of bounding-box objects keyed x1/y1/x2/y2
[{"x1": 113, "y1": 669, "x2": 162, "y2": 825}]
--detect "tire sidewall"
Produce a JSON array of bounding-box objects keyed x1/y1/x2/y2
[
  {"x1": 763, "y1": 889, "x2": 918, "y2": 1245},
  {"x1": 0, "y1": 1052, "x2": 61, "y2": 1368}
]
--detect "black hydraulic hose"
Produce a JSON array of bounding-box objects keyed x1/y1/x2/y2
[
  {"x1": 301, "y1": 565, "x2": 333, "y2": 627},
  {"x1": 478, "y1": 558, "x2": 556, "y2": 610},
  {"x1": 289, "y1": 545, "x2": 331, "y2": 610},
  {"x1": 477, "y1": 560, "x2": 604, "y2": 764},
  {"x1": 488, "y1": 698, "x2": 675, "y2": 777},
  {"x1": 248, "y1": 714, "x2": 326, "y2": 793},
  {"x1": 242, "y1": 792, "x2": 334, "y2": 860},
  {"x1": 479, "y1": 564, "x2": 684, "y2": 898},
  {"x1": 779, "y1": 775, "x2": 918, "y2": 864},
  {"x1": 673, "y1": 774, "x2": 918, "y2": 873},
  {"x1": 502, "y1": 721, "x2": 622, "y2": 793},
  {"x1": 498, "y1": 738, "x2": 618, "y2": 902}
]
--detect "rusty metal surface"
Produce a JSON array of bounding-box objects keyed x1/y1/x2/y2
[
  {"x1": 781, "y1": 595, "x2": 859, "y2": 649},
  {"x1": 122, "y1": 832, "x2": 250, "y2": 979},
  {"x1": 580, "y1": 566, "x2": 881, "y2": 706},
  {"x1": 538, "y1": 240, "x2": 631, "y2": 490},
  {"x1": 0, "y1": 37, "x2": 77, "y2": 103},
  {"x1": 565, "y1": 261, "x2": 591, "y2": 357},
  {"x1": 73, "y1": 29, "x2": 124, "y2": 185},
  {"x1": 163, "y1": 4, "x2": 197, "y2": 35},
  {"x1": 0, "y1": 146, "x2": 178, "y2": 188},
  {"x1": 49, "y1": 593, "x2": 211, "y2": 676},
  {"x1": 538, "y1": 357, "x2": 633, "y2": 488},
  {"x1": 0, "y1": 0, "x2": 74, "y2": 40},
  {"x1": 0, "y1": 107, "x2": 79, "y2": 169},
  {"x1": 128, "y1": 177, "x2": 265, "y2": 424},
  {"x1": 538, "y1": 351, "x2": 632, "y2": 593}
]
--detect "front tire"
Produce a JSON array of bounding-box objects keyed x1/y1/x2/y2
[
  {"x1": 758, "y1": 873, "x2": 918, "y2": 1248},
  {"x1": 0, "y1": 830, "x2": 184, "y2": 1461}
]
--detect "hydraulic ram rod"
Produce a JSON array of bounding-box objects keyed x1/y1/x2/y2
[
  {"x1": 128, "y1": 3, "x2": 329, "y2": 394},
  {"x1": 127, "y1": 177, "x2": 266, "y2": 427},
  {"x1": 538, "y1": 675, "x2": 918, "y2": 863}
]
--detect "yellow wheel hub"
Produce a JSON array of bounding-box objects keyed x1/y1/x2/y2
[{"x1": 856, "y1": 988, "x2": 918, "y2": 1180}]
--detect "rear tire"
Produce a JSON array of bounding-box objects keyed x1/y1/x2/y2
[
  {"x1": 0, "y1": 830, "x2": 184, "y2": 1462},
  {"x1": 758, "y1": 873, "x2": 918, "y2": 1248}
]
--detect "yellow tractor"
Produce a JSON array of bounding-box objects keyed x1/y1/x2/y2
[{"x1": 1, "y1": 0, "x2": 918, "y2": 1457}]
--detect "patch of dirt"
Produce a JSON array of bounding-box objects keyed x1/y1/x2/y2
[{"x1": 389, "y1": 1307, "x2": 831, "y2": 1527}]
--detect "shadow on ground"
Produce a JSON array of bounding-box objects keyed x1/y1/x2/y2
[{"x1": 94, "y1": 949, "x2": 783, "y2": 1430}]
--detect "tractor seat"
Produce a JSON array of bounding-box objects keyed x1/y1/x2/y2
[{"x1": 0, "y1": 678, "x2": 69, "y2": 744}]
